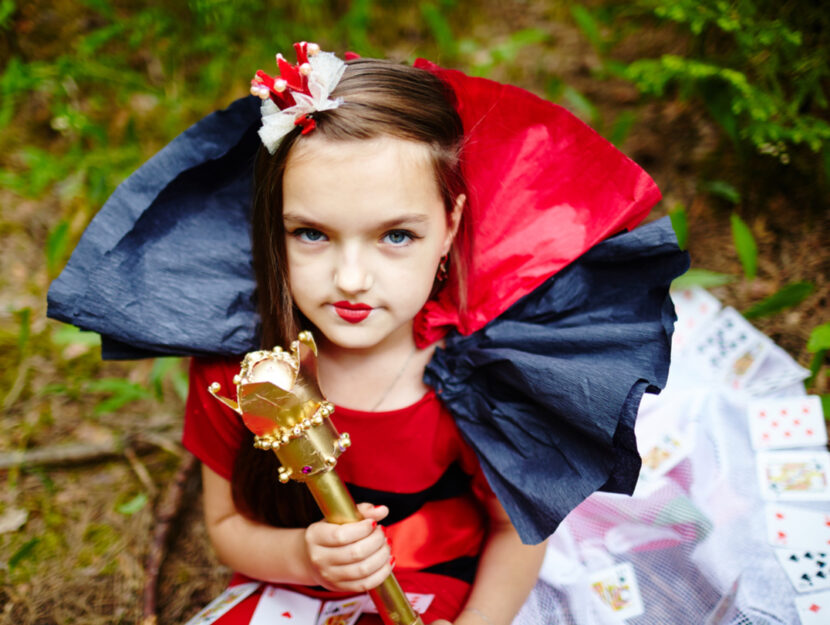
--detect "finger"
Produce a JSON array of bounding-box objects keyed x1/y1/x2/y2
[
  {"x1": 314, "y1": 524, "x2": 390, "y2": 567},
  {"x1": 357, "y1": 502, "x2": 390, "y2": 523},
  {"x1": 322, "y1": 550, "x2": 395, "y2": 592},
  {"x1": 306, "y1": 517, "x2": 377, "y2": 548}
]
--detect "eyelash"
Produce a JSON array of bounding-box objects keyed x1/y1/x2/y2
[{"x1": 290, "y1": 228, "x2": 421, "y2": 246}]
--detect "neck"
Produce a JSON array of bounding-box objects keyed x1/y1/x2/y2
[{"x1": 315, "y1": 325, "x2": 435, "y2": 411}]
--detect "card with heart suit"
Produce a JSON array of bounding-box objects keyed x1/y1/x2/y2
[
  {"x1": 757, "y1": 451, "x2": 830, "y2": 501},
  {"x1": 795, "y1": 589, "x2": 830, "y2": 625},
  {"x1": 588, "y1": 562, "x2": 644, "y2": 620},
  {"x1": 692, "y1": 307, "x2": 770, "y2": 387},
  {"x1": 670, "y1": 287, "x2": 722, "y2": 353},
  {"x1": 316, "y1": 596, "x2": 367, "y2": 625},
  {"x1": 765, "y1": 504, "x2": 830, "y2": 550},
  {"x1": 774, "y1": 549, "x2": 830, "y2": 593},
  {"x1": 183, "y1": 582, "x2": 261, "y2": 625},
  {"x1": 362, "y1": 592, "x2": 434, "y2": 615},
  {"x1": 250, "y1": 587, "x2": 322, "y2": 625},
  {"x1": 748, "y1": 395, "x2": 827, "y2": 450}
]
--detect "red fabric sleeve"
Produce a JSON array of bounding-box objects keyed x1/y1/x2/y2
[{"x1": 183, "y1": 357, "x2": 246, "y2": 480}]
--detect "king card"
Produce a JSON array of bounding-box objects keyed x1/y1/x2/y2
[
  {"x1": 316, "y1": 597, "x2": 366, "y2": 625},
  {"x1": 748, "y1": 395, "x2": 827, "y2": 450},
  {"x1": 588, "y1": 562, "x2": 644, "y2": 620},
  {"x1": 639, "y1": 431, "x2": 692, "y2": 482},
  {"x1": 757, "y1": 451, "x2": 830, "y2": 501}
]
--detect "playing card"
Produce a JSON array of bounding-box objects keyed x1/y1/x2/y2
[
  {"x1": 639, "y1": 431, "x2": 692, "y2": 481},
  {"x1": 774, "y1": 549, "x2": 830, "y2": 593},
  {"x1": 362, "y1": 592, "x2": 434, "y2": 615},
  {"x1": 692, "y1": 307, "x2": 770, "y2": 387},
  {"x1": 250, "y1": 587, "x2": 322, "y2": 625},
  {"x1": 183, "y1": 582, "x2": 260, "y2": 625},
  {"x1": 317, "y1": 597, "x2": 367, "y2": 625},
  {"x1": 748, "y1": 396, "x2": 827, "y2": 450},
  {"x1": 765, "y1": 504, "x2": 830, "y2": 549},
  {"x1": 670, "y1": 287, "x2": 722, "y2": 353},
  {"x1": 588, "y1": 562, "x2": 644, "y2": 620},
  {"x1": 795, "y1": 589, "x2": 830, "y2": 625},
  {"x1": 743, "y1": 343, "x2": 810, "y2": 395},
  {"x1": 757, "y1": 451, "x2": 830, "y2": 501}
]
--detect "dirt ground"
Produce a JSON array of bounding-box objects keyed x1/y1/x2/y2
[{"x1": 1, "y1": 4, "x2": 828, "y2": 625}]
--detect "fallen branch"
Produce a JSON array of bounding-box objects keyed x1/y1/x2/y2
[
  {"x1": 0, "y1": 432, "x2": 182, "y2": 470},
  {"x1": 141, "y1": 452, "x2": 199, "y2": 625}
]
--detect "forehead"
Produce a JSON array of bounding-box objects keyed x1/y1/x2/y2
[{"x1": 282, "y1": 136, "x2": 442, "y2": 222}]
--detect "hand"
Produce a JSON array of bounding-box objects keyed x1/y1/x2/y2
[
  {"x1": 429, "y1": 620, "x2": 453, "y2": 625},
  {"x1": 304, "y1": 502, "x2": 392, "y2": 592}
]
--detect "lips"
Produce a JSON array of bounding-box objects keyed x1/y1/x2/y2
[{"x1": 333, "y1": 301, "x2": 372, "y2": 324}]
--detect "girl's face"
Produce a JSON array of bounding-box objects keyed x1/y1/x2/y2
[{"x1": 282, "y1": 136, "x2": 463, "y2": 353}]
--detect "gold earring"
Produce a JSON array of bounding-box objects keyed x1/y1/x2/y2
[{"x1": 436, "y1": 254, "x2": 449, "y2": 282}]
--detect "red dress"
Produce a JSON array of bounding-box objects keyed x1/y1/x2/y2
[{"x1": 184, "y1": 357, "x2": 493, "y2": 624}]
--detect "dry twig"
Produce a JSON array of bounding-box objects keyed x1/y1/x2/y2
[{"x1": 141, "y1": 452, "x2": 199, "y2": 625}]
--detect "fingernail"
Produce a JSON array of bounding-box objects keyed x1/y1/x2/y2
[
  {"x1": 372, "y1": 520, "x2": 377, "y2": 528},
  {"x1": 390, "y1": 556, "x2": 396, "y2": 568}
]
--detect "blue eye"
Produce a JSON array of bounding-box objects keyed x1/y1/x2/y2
[
  {"x1": 293, "y1": 228, "x2": 327, "y2": 242},
  {"x1": 383, "y1": 230, "x2": 415, "y2": 245}
]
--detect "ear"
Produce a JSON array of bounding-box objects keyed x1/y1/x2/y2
[{"x1": 442, "y1": 193, "x2": 466, "y2": 255}]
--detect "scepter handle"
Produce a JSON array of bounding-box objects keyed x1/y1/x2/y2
[{"x1": 306, "y1": 471, "x2": 424, "y2": 625}]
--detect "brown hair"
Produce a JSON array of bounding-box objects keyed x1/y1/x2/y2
[{"x1": 232, "y1": 58, "x2": 470, "y2": 526}]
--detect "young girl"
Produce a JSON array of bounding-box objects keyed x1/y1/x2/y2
[{"x1": 47, "y1": 43, "x2": 688, "y2": 625}]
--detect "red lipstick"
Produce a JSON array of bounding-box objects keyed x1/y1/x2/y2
[{"x1": 333, "y1": 301, "x2": 372, "y2": 323}]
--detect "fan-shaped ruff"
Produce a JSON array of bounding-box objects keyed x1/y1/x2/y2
[{"x1": 424, "y1": 218, "x2": 689, "y2": 544}]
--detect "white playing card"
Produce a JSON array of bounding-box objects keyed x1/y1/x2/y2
[
  {"x1": 765, "y1": 504, "x2": 830, "y2": 549},
  {"x1": 183, "y1": 582, "x2": 261, "y2": 625},
  {"x1": 670, "y1": 287, "x2": 722, "y2": 353},
  {"x1": 757, "y1": 451, "x2": 830, "y2": 501},
  {"x1": 316, "y1": 596, "x2": 367, "y2": 625},
  {"x1": 250, "y1": 587, "x2": 322, "y2": 625},
  {"x1": 743, "y1": 343, "x2": 810, "y2": 395},
  {"x1": 692, "y1": 307, "x2": 770, "y2": 387},
  {"x1": 748, "y1": 396, "x2": 827, "y2": 450},
  {"x1": 588, "y1": 562, "x2": 644, "y2": 620},
  {"x1": 639, "y1": 430, "x2": 693, "y2": 481},
  {"x1": 362, "y1": 592, "x2": 434, "y2": 615},
  {"x1": 774, "y1": 549, "x2": 830, "y2": 593},
  {"x1": 795, "y1": 589, "x2": 830, "y2": 625}
]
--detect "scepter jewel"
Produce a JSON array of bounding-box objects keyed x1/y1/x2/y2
[
  {"x1": 208, "y1": 332, "x2": 423, "y2": 625},
  {"x1": 250, "y1": 42, "x2": 346, "y2": 153}
]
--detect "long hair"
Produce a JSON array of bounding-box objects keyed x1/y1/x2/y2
[{"x1": 232, "y1": 58, "x2": 470, "y2": 527}]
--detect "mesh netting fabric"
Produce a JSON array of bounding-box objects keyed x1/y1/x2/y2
[{"x1": 514, "y1": 289, "x2": 821, "y2": 625}]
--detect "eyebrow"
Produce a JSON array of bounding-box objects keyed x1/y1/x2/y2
[{"x1": 282, "y1": 212, "x2": 432, "y2": 229}]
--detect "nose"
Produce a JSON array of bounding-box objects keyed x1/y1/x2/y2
[{"x1": 334, "y1": 246, "x2": 373, "y2": 294}]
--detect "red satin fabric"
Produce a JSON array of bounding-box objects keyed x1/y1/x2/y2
[{"x1": 412, "y1": 59, "x2": 660, "y2": 346}]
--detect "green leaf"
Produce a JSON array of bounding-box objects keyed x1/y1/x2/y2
[
  {"x1": 571, "y1": 5, "x2": 604, "y2": 54},
  {"x1": 45, "y1": 219, "x2": 70, "y2": 277},
  {"x1": 51, "y1": 324, "x2": 101, "y2": 348},
  {"x1": 672, "y1": 268, "x2": 735, "y2": 289},
  {"x1": 608, "y1": 110, "x2": 636, "y2": 147},
  {"x1": 116, "y1": 492, "x2": 148, "y2": 515},
  {"x1": 668, "y1": 203, "x2": 688, "y2": 250},
  {"x1": 730, "y1": 213, "x2": 757, "y2": 280},
  {"x1": 822, "y1": 395, "x2": 830, "y2": 422},
  {"x1": 86, "y1": 378, "x2": 152, "y2": 415},
  {"x1": 744, "y1": 281, "x2": 814, "y2": 319},
  {"x1": 14, "y1": 307, "x2": 30, "y2": 353},
  {"x1": 808, "y1": 323, "x2": 830, "y2": 353},
  {"x1": 8, "y1": 537, "x2": 40, "y2": 570},
  {"x1": 704, "y1": 180, "x2": 741, "y2": 204},
  {"x1": 420, "y1": 3, "x2": 456, "y2": 57},
  {"x1": 562, "y1": 86, "x2": 599, "y2": 124},
  {"x1": 807, "y1": 349, "x2": 826, "y2": 387}
]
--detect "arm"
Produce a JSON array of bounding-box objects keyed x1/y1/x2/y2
[
  {"x1": 434, "y1": 496, "x2": 546, "y2": 625},
  {"x1": 201, "y1": 463, "x2": 393, "y2": 591}
]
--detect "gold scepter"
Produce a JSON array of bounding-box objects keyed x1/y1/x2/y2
[{"x1": 208, "y1": 331, "x2": 424, "y2": 625}]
